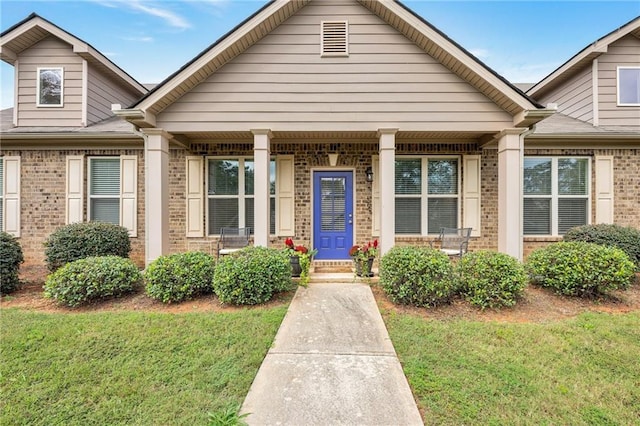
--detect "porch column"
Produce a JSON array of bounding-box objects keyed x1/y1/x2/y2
[
  {"x1": 252, "y1": 129, "x2": 272, "y2": 247},
  {"x1": 497, "y1": 128, "x2": 526, "y2": 260},
  {"x1": 378, "y1": 128, "x2": 398, "y2": 255},
  {"x1": 142, "y1": 128, "x2": 170, "y2": 266}
]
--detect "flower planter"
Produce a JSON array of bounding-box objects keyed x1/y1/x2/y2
[
  {"x1": 290, "y1": 256, "x2": 302, "y2": 277},
  {"x1": 354, "y1": 257, "x2": 375, "y2": 277}
]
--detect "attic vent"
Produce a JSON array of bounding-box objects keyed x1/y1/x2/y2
[{"x1": 321, "y1": 21, "x2": 348, "y2": 56}]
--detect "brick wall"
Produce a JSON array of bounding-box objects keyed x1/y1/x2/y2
[{"x1": 2, "y1": 149, "x2": 145, "y2": 267}]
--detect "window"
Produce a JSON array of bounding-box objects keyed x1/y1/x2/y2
[
  {"x1": 395, "y1": 157, "x2": 459, "y2": 235},
  {"x1": 618, "y1": 67, "x2": 640, "y2": 105},
  {"x1": 207, "y1": 158, "x2": 276, "y2": 235},
  {"x1": 523, "y1": 157, "x2": 590, "y2": 235},
  {"x1": 89, "y1": 158, "x2": 120, "y2": 224},
  {"x1": 37, "y1": 67, "x2": 63, "y2": 107}
]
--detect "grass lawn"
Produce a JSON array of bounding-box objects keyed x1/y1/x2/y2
[
  {"x1": 0, "y1": 307, "x2": 287, "y2": 425},
  {"x1": 384, "y1": 310, "x2": 640, "y2": 425}
]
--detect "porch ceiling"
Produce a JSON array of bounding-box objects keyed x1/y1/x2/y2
[{"x1": 174, "y1": 130, "x2": 489, "y2": 143}]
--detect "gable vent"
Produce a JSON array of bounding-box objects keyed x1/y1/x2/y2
[{"x1": 321, "y1": 21, "x2": 348, "y2": 56}]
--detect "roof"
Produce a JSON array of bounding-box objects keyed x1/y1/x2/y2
[
  {"x1": 128, "y1": 0, "x2": 544, "y2": 126},
  {"x1": 527, "y1": 15, "x2": 640, "y2": 99},
  {"x1": 528, "y1": 112, "x2": 640, "y2": 140},
  {"x1": 0, "y1": 13, "x2": 147, "y2": 96},
  {"x1": 0, "y1": 107, "x2": 140, "y2": 138}
]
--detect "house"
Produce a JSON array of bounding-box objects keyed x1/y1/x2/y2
[
  {"x1": 1, "y1": 0, "x2": 637, "y2": 269},
  {"x1": 524, "y1": 15, "x2": 640, "y2": 255}
]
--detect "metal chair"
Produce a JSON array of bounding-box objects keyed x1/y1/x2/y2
[
  {"x1": 430, "y1": 227, "x2": 472, "y2": 257},
  {"x1": 217, "y1": 227, "x2": 251, "y2": 258}
]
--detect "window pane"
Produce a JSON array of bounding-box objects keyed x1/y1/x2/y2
[
  {"x1": 559, "y1": 199, "x2": 588, "y2": 234},
  {"x1": 428, "y1": 160, "x2": 457, "y2": 194},
  {"x1": 90, "y1": 198, "x2": 120, "y2": 224},
  {"x1": 245, "y1": 197, "x2": 254, "y2": 232},
  {"x1": 270, "y1": 197, "x2": 276, "y2": 235},
  {"x1": 523, "y1": 158, "x2": 551, "y2": 195},
  {"x1": 270, "y1": 160, "x2": 276, "y2": 196},
  {"x1": 523, "y1": 198, "x2": 551, "y2": 235},
  {"x1": 395, "y1": 159, "x2": 421, "y2": 195},
  {"x1": 619, "y1": 68, "x2": 640, "y2": 104},
  {"x1": 320, "y1": 178, "x2": 345, "y2": 232},
  {"x1": 0, "y1": 159, "x2": 3, "y2": 196},
  {"x1": 209, "y1": 198, "x2": 238, "y2": 234},
  {"x1": 90, "y1": 159, "x2": 120, "y2": 195},
  {"x1": 208, "y1": 160, "x2": 239, "y2": 195},
  {"x1": 395, "y1": 198, "x2": 421, "y2": 234},
  {"x1": 245, "y1": 160, "x2": 254, "y2": 195},
  {"x1": 38, "y1": 68, "x2": 63, "y2": 105},
  {"x1": 558, "y1": 158, "x2": 588, "y2": 195},
  {"x1": 428, "y1": 198, "x2": 457, "y2": 234}
]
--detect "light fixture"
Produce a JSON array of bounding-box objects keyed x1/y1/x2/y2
[{"x1": 365, "y1": 167, "x2": 374, "y2": 183}]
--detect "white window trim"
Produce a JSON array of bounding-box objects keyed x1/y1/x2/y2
[
  {"x1": 523, "y1": 156, "x2": 591, "y2": 236},
  {"x1": 36, "y1": 67, "x2": 64, "y2": 107},
  {"x1": 395, "y1": 155, "x2": 461, "y2": 237},
  {"x1": 617, "y1": 66, "x2": 640, "y2": 106},
  {"x1": 206, "y1": 157, "x2": 276, "y2": 236}
]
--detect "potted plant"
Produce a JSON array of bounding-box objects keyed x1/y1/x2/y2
[
  {"x1": 349, "y1": 239, "x2": 378, "y2": 277},
  {"x1": 285, "y1": 238, "x2": 317, "y2": 286}
]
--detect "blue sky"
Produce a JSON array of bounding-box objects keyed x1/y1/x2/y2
[{"x1": 1, "y1": 0, "x2": 639, "y2": 109}]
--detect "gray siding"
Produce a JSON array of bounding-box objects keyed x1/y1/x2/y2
[
  {"x1": 87, "y1": 64, "x2": 139, "y2": 125},
  {"x1": 598, "y1": 35, "x2": 640, "y2": 126},
  {"x1": 158, "y1": 0, "x2": 512, "y2": 133},
  {"x1": 16, "y1": 37, "x2": 83, "y2": 127},
  {"x1": 539, "y1": 64, "x2": 593, "y2": 123}
]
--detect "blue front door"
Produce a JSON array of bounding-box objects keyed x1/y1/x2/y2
[{"x1": 313, "y1": 171, "x2": 354, "y2": 260}]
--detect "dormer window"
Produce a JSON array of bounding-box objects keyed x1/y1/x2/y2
[
  {"x1": 37, "y1": 67, "x2": 64, "y2": 107},
  {"x1": 617, "y1": 67, "x2": 640, "y2": 106},
  {"x1": 321, "y1": 21, "x2": 348, "y2": 57}
]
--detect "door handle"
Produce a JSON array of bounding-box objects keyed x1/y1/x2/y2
[{"x1": 348, "y1": 213, "x2": 353, "y2": 224}]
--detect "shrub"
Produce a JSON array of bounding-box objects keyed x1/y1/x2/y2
[
  {"x1": 144, "y1": 252, "x2": 215, "y2": 303},
  {"x1": 456, "y1": 251, "x2": 526, "y2": 309},
  {"x1": 379, "y1": 246, "x2": 455, "y2": 307},
  {"x1": 0, "y1": 232, "x2": 24, "y2": 295},
  {"x1": 213, "y1": 246, "x2": 293, "y2": 305},
  {"x1": 563, "y1": 224, "x2": 640, "y2": 269},
  {"x1": 44, "y1": 222, "x2": 131, "y2": 271},
  {"x1": 44, "y1": 256, "x2": 141, "y2": 307},
  {"x1": 526, "y1": 241, "x2": 635, "y2": 297}
]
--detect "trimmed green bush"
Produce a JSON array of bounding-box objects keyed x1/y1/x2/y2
[
  {"x1": 456, "y1": 251, "x2": 526, "y2": 309},
  {"x1": 0, "y1": 232, "x2": 24, "y2": 295},
  {"x1": 44, "y1": 256, "x2": 141, "y2": 307},
  {"x1": 144, "y1": 252, "x2": 215, "y2": 303},
  {"x1": 526, "y1": 241, "x2": 635, "y2": 297},
  {"x1": 379, "y1": 246, "x2": 455, "y2": 307},
  {"x1": 213, "y1": 246, "x2": 293, "y2": 305},
  {"x1": 563, "y1": 224, "x2": 640, "y2": 269},
  {"x1": 44, "y1": 222, "x2": 131, "y2": 271}
]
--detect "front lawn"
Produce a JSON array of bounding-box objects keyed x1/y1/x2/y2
[
  {"x1": 385, "y1": 310, "x2": 640, "y2": 425},
  {"x1": 0, "y1": 308, "x2": 287, "y2": 425}
]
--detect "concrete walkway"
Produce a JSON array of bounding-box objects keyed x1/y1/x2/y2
[{"x1": 241, "y1": 282, "x2": 423, "y2": 425}]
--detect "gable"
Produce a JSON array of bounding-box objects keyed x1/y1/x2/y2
[{"x1": 157, "y1": 0, "x2": 513, "y2": 133}]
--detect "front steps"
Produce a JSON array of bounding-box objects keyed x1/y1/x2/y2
[{"x1": 304, "y1": 260, "x2": 379, "y2": 284}]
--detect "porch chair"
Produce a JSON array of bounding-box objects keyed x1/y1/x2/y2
[
  {"x1": 430, "y1": 227, "x2": 472, "y2": 258},
  {"x1": 217, "y1": 227, "x2": 251, "y2": 258}
]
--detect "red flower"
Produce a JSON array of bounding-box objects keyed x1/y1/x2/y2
[
  {"x1": 294, "y1": 245, "x2": 308, "y2": 254},
  {"x1": 373, "y1": 239, "x2": 378, "y2": 249},
  {"x1": 349, "y1": 245, "x2": 360, "y2": 257},
  {"x1": 285, "y1": 237, "x2": 294, "y2": 248}
]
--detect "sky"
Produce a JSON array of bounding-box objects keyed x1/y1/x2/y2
[{"x1": 1, "y1": 0, "x2": 639, "y2": 109}]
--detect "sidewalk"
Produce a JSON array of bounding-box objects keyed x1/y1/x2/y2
[{"x1": 240, "y1": 282, "x2": 423, "y2": 425}]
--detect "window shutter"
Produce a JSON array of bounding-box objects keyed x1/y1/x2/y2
[
  {"x1": 276, "y1": 155, "x2": 295, "y2": 236},
  {"x1": 186, "y1": 156, "x2": 204, "y2": 237},
  {"x1": 321, "y1": 21, "x2": 348, "y2": 56},
  {"x1": 462, "y1": 155, "x2": 481, "y2": 237},
  {"x1": 595, "y1": 155, "x2": 614, "y2": 224},
  {"x1": 120, "y1": 155, "x2": 137, "y2": 237},
  {"x1": 66, "y1": 156, "x2": 84, "y2": 224},
  {"x1": 372, "y1": 156, "x2": 380, "y2": 236},
  {"x1": 3, "y1": 156, "x2": 20, "y2": 237}
]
